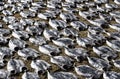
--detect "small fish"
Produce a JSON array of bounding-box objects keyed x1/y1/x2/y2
[
  {"x1": 39, "y1": 44, "x2": 60, "y2": 56},
  {"x1": 70, "y1": 21, "x2": 88, "y2": 31},
  {"x1": 93, "y1": 46, "x2": 117, "y2": 61},
  {"x1": 109, "y1": 24, "x2": 120, "y2": 31},
  {"x1": 29, "y1": 36, "x2": 46, "y2": 46},
  {"x1": 103, "y1": 71, "x2": 120, "y2": 79},
  {"x1": 64, "y1": 47, "x2": 88, "y2": 62},
  {"x1": 0, "y1": 47, "x2": 13, "y2": 58},
  {"x1": 112, "y1": 59, "x2": 120, "y2": 69},
  {"x1": 7, "y1": 58, "x2": 27, "y2": 75},
  {"x1": 87, "y1": 19, "x2": 108, "y2": 28},
  {"x1": 76, "y1": 37, "x2": 95, "y2": 48},
  {"x1": 43, "y1": 29, "x2": 60, "y2": 41},
  {"x1": 88, "y1": 26, "x2": 105, "y2": 35},
  {"x1": 47, "y1": 71, "x2": 77, "y2": 79},
  {"x1": 26, "y1": 26, "x2": 43, "y2": 36},
  {"x1": 114, "y1": 0, "x2": 120, "y2": 5},
  {"x1": 75, "y1": 65, "x2": 102, "y2": 79},
  {"x1": 9, "y1": 38, "x2": 28, "y2": 51},
  {"x1": 12, "y1": 30, "x2": 30, "y2": 40},
  {"x1": 106, "y1": 40, "x2": 120, "y2": 52},
  {"x1": 60, "y1": 12, "x2": 77, "y2": 22},
  {"x1": 38, "y1": 12, "x2": 56, "y2": 20},
  {"x1": 0, "y1": 69, "x2": 9, "y2": 79},
  {"x1": 18, "y1": 48, "x2": 39, "y2": 60},
  {"x1": 50, "y1": 56, "x2": 74, "y2": 70},
  {"x1": 87, "y1": 57, "x2": 111, "y2": 71},
  {"x1": 31, "y1": 59, "x2": 51, "y2": 74},
  {"x1": 49, "y1": 19, "x2": 66, "y2": 30},
  {"x1": 8, "y1": 22, "x2": 24, "y2": 31},
  {"x1": 22, "y1": 71, "x2": 40, "y2": 79},
  {"x1": 52, "y1": 37, "x2": 75, "y2": 48}
]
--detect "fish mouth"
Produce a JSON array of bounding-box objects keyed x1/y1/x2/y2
[
  {"x1": 76, "y1": 56, "x2": 84, "y2": 62},
  {"x1": 79, "y1": 27, "x2": 82, "y2": 31},
  {"x1": 14, "y1": 47, "x2": 19, "y2": 51},
  {"x1": 86, "y1": 44, "x2": 92, "y2": 47},
  {"x1": 68, "y1": 45, "x2": 74, "y2": 48},
  {"x1": 50, "y1": 37, "x2": 55, "y2": 41},
  {"x1": 10, "y1": 70, "x2": 16, "y2": 74},
  {"x1": 20, "y1": 37, "x2": 24, "y2": 40},
  {"x1": 101, "y1": 24, "x2": 108, "y2": 28},
  {"x1": 107, "y1": 56, "x2": 112, "y2": 61},
  {"x1": 62, "y1": 65, "x2": 69, "y2": 70},
  {"x1": 25, "y1": 44, "x2": 29, "y2": 48},
  {"x1": 21, "y1": 67, "x2": 27, "y2": 72},
  {"x1": 3, "y1": 60, "x2": 7, "y2": 64},
  {"x1": 3, "y1": 55, "x2": 8, "y2": 59},
  {"x1": 37, "y1": 70, "x2": 43, "y2": 74},
  {"x1": 27, "y1": 56, "x2": 33, "y2": 60},
  {"x1": 68, "y1": 34, "x2": 73, "y2": 38},
  {"x1": 66, "y1": 19, "x2": 71, "y2": 22},
  {"x1": 50, "y1": 52, "x2": 56, "y2": 56},
  {"x1": 57, "y1": 26, "x2": 63, "y2": 30},
  {"x1": 102, "y1": 67, "x2": 106, "y2": 71},
  {"x1": 86, "y1": 16, "x2": 92, "y2": 20}
]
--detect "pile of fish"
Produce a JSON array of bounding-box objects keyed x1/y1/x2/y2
[{"x1": 0, "y1": 0, "x2": 120, "y2": 79}]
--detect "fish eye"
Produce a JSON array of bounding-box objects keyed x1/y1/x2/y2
[
  {"x1": 86, "y1": 16, "x2": 91, "y2": 20},
  {"x1": 27, "y1": 56, "x2": 32, "y2": 60},
  {"x1": 107, "y1": 56, "x2": 112, "y2": 61},
  {"x1": 63, "y1": 65, "x2": 68, "y2": 69},
  {"x1": 14, "y1": 47, "x2": 19, "y2": 51},
  {"x1": 38, "y1": 70, "x2": 43, "y2": 74},
  {"x1": 57, "y1": 27, "x2": 63, "y2": 30},
  {"x1": 68, "y1": 45, "x2": 74, "y2": 48},
  {"x1": 22, "y1": 67, "x2": 27, "y2": 72},
  {"x1": 50, "y1": 52, "x2": 56, "y2": 56},
  {"x1": 10, "y1": 70, "x2": 15, "y2": 74}
]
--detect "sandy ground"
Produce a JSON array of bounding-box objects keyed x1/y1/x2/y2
[{"x1": 1, "y1": 0, "x2": 120, "y2": 79}]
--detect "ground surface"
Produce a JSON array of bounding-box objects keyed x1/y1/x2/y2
[{"x1": 1, "y1": 0, "x2": 120, "y2": 79}]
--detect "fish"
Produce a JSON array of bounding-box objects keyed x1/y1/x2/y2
[
  {"x1": 109, "y1": 24, "x2": 120, "y2": 31},
  {"x1": 106, "y1": 40, "x2": 120, "y2": 52},
  {"x1": 29, "y1": 36, "x2": 46, "y2": 46},
  {"x1": 52, "y1": 37, "x2": 75, "y2": 48},
  {"x1": 93, "y1": 46, "x2": 117, "y2": 61},
  {"x1": 47, "y1": 71, "x2": 77, "y2": 79},
  {"x1": 87, "y1": 19, "x2": 108, "y2": 28},
  {"x1": 76, "y1": 37, "x2": 95, "y2": 48},
  {"x1": 103, "y1": 71, "x2": 120, "y2": 79},
  {"x1": 112, "y1": 59, "x2": 120, "y2": 69},
  {"x1": 114, "y1": 0, "x2": 120, "y2": 5},
  {"x1": 43, "y1": 29, "x2": 60, "y2": 41},
  {"x1": 75, "y1": 65, "x2": 102, "y2": 79},
  {"x1": 39, "y1": 44, "x2": 61, "y2": 56},
  {"x1": 87, "y1": 57, "x2": 111, "y2": 71},
  {"x1": 7, "y1": 58, "x2": 27, "y2": 75},
  {"x1": 9, "y1": 38, "x2": 28, "y2": 51},
  {"x1": 64, "y1": 47, "x2": 89, "y2": 62},
  {"x1": 0, "y1": 47, "x2": 14, "y2": 58},
  {"x1": 26, "y1": 26, "x2": 43, "y2": 36},
  {"x1": 31, "y1": 59, "x2": 51, "y2": 74},
  {"x1": 50, "y1": 56, "x2": 74, "y2": 70},
  {"x1": 70, "y1": 21, "x2": 88, "y2": 31},
  {"x1": 0, "y1": 69, "x2": 9, "y2": 79},
  {"x1": 49, "y1": 19, "x2": 66, "y2": 30},
  {"x1": 60, "y1": 12, "x2": 77, "y2": 22},
  {"x1": 22, "y1": 71, "x2": 40, "y2": 79},
  {"x1": 38, "y1": 12, "x2": 56, "y2": 20},
  {"x1": 12, "y1": 30, "x2": 30, "y2": 40},
  {"x1": 17, "y1": 48, "x2": 39, "y2": 60}
]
